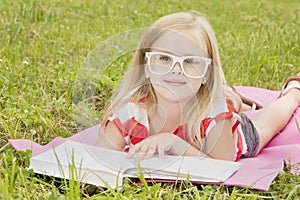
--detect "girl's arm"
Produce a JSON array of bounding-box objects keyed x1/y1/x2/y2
[
  {"x1": 96, "y1": 119, "x2": 235, "y2": 161},
  {"x1": 95, "y1": 121, "x2": 126, "y2": 151},
  {"x1": 205, "y1": 119, "x2": 235, "y2": 161},
  {"x1": 128, "y1": 119, "x2": 235, "y2": 161},
  {"x1": 127, "y1": 133, "x2": 208, "y2": 161},
  {"x1": 171, "y1": 119, "x2": 235, "y2": 161}
]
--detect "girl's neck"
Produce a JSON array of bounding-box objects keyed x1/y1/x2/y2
[{"x1": 149, "y1": 96, "x2": 187, "y2": 134}]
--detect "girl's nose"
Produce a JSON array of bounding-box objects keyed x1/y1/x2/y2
[{"x1": 171, "y1": 62, "x2": 183, "y2": 75}]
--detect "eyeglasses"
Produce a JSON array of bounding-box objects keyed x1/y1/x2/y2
[{"x1": 145, "y1": 52, "x2": 212, "y2": 78}]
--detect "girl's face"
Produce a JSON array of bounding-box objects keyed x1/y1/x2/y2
[{"x1": 145, "y1": 30, "x2": 209, "y2": 104}]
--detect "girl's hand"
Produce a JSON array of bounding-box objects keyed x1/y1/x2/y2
[{"x1": 127, "y1": 133, "x2": 200, "y2": 161}]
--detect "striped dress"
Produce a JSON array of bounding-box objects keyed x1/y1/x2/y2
[{"x1": 104, "y1": 97, "x2": 247, "y2": 161}]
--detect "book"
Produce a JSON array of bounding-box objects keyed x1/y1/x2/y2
[{"x1": 29, "y1": 140, "x2": 242, "y2": 188}]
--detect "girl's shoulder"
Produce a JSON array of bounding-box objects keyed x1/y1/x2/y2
[
  {"x1": 207, "y1": 94, "x2": 233, "y2": 118},
  {"x1": 223, "y1": 84, "x2": 242, "y2": 112},
  {"x1": 226, "y1": 98, "x2": 239, "y2": 113},
  {"x1": 109, "y1": 101, "x2": 149, "y2": 127}
]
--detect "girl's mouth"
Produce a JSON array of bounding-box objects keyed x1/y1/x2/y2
[{"x1": 164, "y1": 79, "x2": 186, "y2": 86}]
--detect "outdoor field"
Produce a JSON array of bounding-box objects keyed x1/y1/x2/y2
[{"x1": 0, "y1": 0, "x2": 300, "y2": 199}]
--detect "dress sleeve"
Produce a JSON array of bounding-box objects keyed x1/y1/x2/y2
[
  {"x1": 200, "y1": 99, "x2": 240, "y2": 138},
  {"x1": 200, "y1": 98, "x2": 248, "y2": 161},
  {"x1": 104, "y1": 103, "x2": 150, "y2": 150}
]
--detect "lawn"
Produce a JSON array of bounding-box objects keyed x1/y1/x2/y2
[{"x1": 0, "y1": 0, "x2": 299, "y2": 199}]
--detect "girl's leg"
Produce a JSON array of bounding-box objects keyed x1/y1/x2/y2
[{"x1": 252, "y1": 80, "x2": 300, "y2": 155}]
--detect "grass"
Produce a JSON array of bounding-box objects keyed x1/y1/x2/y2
[{"x1": 0, "y1": 0, "x2": 300, "y2": 199}]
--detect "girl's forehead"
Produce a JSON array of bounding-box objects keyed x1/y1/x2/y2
[{"x1": 150, "y1": 30, "x2": 208, "y2": 57}]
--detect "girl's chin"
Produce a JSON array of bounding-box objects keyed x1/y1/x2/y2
[
  {"x1": 156, "y1": 90, "x2": 196, "y2": 104},
  {"x1": 152, "y1": 84, "x2": 197, "y2": 103}
]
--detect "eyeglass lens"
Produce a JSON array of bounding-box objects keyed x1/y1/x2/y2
[{"x1": 149, "y1": 53, "x2": 208, "y2": 77}]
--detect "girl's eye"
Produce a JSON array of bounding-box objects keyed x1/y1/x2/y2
[
  {"x1": 184, "y1": 58, "x2": 195, "y2": 64},
  {"x1": 184, "y1": 58, "x2": 202, "y2": 64},
  {"x1": 159, "y1": 55, "x2": 171, "y2": 61}
]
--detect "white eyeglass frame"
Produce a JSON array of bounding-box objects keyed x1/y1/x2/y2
[{"x1": 145, "y1": 51, "x2": 212, "y2": 78}]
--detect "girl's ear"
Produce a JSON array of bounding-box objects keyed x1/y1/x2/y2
[
  {"x1": 202, "y1": 77, "x2": 207, "y2": 84},
  {"x1": 145, "y1": 57, "x2": 150, "y2": 78},
  {"x1": 145, "y1": 65, "x2": 150, "y2": 78}
]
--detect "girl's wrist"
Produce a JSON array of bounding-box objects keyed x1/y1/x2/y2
[
  {"x1": 185, "y1": 144, "x2": 208, "y2": 157},
  {"x1": 172, "y1": 135, "x2": 207, "y2": 157}
]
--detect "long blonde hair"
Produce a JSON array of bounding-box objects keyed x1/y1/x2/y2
[{"x1": 101, "y1": 12, "x2": 237, "y2": 149}]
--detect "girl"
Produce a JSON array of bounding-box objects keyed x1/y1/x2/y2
[{"x1": 96, "y1": 12, "x2": 300, "y2": 161}]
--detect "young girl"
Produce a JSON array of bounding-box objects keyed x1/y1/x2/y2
[{"x1": 96, "y1": 12, "x2": 300, "y2": 161}]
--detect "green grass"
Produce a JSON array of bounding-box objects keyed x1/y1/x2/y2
[{"x1": 0, "y1": 0, "x2": 300, "y2": 199}]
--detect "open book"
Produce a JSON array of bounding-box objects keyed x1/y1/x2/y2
[{"x1": 29, "y1": 140, "x2": 242, "y2": 188}]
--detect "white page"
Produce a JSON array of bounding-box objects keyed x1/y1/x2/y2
[
  {"x1": 128, "y1": 155, "x2": 241, "y2": 182},
  {"x1": 30, "y1": 140, "x2": 242, "y2": 187},
  {"x1": 30, "y1": 140, "x2": 134, "y2": 187}
]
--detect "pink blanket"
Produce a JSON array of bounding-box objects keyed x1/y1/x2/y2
[{"x1": 8, "y1": 86, "x2": 300, "y2": 191}]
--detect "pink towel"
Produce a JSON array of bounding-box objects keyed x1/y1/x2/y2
[{"x1": 9, "y1": 86, "x2": 300, "y2": 191}]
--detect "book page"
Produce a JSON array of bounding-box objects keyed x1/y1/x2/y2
[
  {"x1": 30, "y1": 140, "x2": 242, "y2": 187},
  {"x1": 30, "y1": 140, "x2": 135, "y2": 187},
  {"x1": 126, "y1": 155, "x2": 242, "y2": 182}
]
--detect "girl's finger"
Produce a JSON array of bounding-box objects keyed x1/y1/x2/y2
[
  {"x1": 158, "y1": 145, "x2": 165, "y2": 159},
  {"x1": 136, "y1": 144, "x2": 157, "y2": 161},
  {"x1": 127, "y1": 143, "x2": 142, "y2": 158},
  {"x1": 139, "y1": 143, "x2": 150, "y2": 153},
  {"x1": 127, "y1": 147, "x2": 136, "y2": 158},
  {"x1": 145, "y1": 146, "x2": 156, "y2": 159}
]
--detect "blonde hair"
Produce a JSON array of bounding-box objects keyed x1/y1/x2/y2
[{"x1": 101, "y1": 12, "x2": 239, "y2": 149}]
